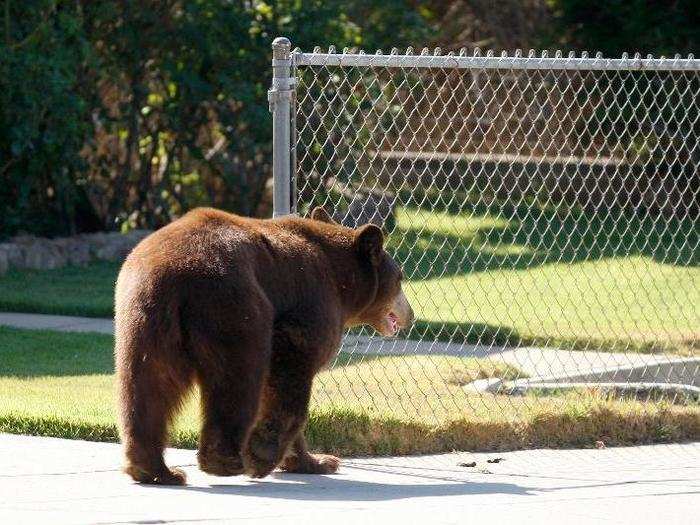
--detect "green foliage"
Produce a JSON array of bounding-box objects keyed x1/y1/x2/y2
[
  {"x1": 545, "y1": 2, "x2": 700, "y2": 220},
  {"x1": 0, "y1": 1, "x2": 91, "y2": 237},
  {"x1": 548, "y1": 0, "x2": 699, "y2": 56},
  {"x1": 4, "y1": 1, "x2": 696, "y2": 240},
  {"x1": 0, "y1": 1, "x2": 432, "y2": 238}
]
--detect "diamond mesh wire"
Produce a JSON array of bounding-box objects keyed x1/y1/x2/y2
[{"x1": 292, "y1": 48, "x2": 700, "y2": 437}]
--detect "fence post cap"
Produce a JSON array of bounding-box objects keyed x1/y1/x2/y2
[{"x1": 272, "y1": 37, "x2": 291, "y2": 58}]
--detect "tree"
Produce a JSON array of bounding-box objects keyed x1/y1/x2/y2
[{"x1": 0, "y1": 0, "x2": 432, "y2": 238}]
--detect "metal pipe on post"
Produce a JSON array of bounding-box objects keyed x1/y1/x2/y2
[{"x1": 269, "y1": 37, "x2": 295, "y2": 217}]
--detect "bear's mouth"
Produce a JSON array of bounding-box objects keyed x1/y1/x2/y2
[{"x1": 386, "y1": 311, "x2": 399, "y2": 336}]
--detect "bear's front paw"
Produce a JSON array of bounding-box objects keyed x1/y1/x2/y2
[
  {"x1": 198, "y1": 449, "x2": 245, "y2": 477},
  {"x1": 311, "y1": 454, "x2": 341, "y2": 474},
  {"x1": 244, "y1": 429, "x2": 280, "y2": 479},
  {"x1": 282, "y1": 453, "x2": 340, "y2": 474}
]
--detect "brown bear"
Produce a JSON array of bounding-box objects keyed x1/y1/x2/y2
[{"x1": 114, "y1": 206, "x2": 414, "y2": 485}]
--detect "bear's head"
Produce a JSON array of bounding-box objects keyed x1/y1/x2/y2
[{"x1": 311, "y1": 206, "x2": 414, "y2": 336}]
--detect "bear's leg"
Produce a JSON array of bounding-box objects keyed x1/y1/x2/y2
[
  {"x1": 243, "y1": 346, "x2": 314, "y2": 478},
  {"x1": 280, "y1": 433, "x2": 340, "y2": 474},
  {"x1": 118, "y1": 355, "x2": 193, "y2": 486},
  {"x1": 197, "y1": 337, "x2": 271, "y2": 477},
  {"x1": 198, "y1": 374, "x2": 266, "y2": 476}
]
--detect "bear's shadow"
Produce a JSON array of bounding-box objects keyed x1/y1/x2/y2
[{"x1": 161, "y1": 470, "x2": 537, "y2": 501}]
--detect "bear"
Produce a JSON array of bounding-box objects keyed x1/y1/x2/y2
[{"x1": 114, "y1": 206, "x2": 414, "y2": 485}]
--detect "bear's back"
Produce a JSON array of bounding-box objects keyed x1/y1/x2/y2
[{"x1": 117, "y1": 207, "x2": 353, "y2": 304}]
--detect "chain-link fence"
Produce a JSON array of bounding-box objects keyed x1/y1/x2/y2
[{"x1": 271, "y1": 38, "x2": 700, "y2": 453}]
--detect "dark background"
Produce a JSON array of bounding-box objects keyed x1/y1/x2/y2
[{"x1": 1, "y1": 0, "x2": 698, "y2": 239}]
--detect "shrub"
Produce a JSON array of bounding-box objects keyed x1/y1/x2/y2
[{"x1": 0, "y1": 0, "x2": 431, "y2": 238}]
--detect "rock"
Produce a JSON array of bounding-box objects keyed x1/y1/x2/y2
[
  {"x1": 11, "y1": 234, "x2": 38, "y2": 245},
  {"x1": 22, "y1": 241, "x2": 67, "y2": 270},
  {"x1": 52, "y1": 238, "x2": 91, "y2": 266},
  {"x1": 20, "y1": 244, "x2": 44, "y2": 270},
  {"x1": 0, "y1": 249, "x2": 8, "y2": 275},
  {"x1": 95, "y1": 235, "x2": 134, "y2": 261},
  {"x1": 0, "y1": 244, "x2": 22, "y2": 270},
  {"x1": 337, "y1": 188, "x2": 396, "y2": 230},
  {"x1": 0, "y1": 229, "x2": 152, "y2": 272},
  {"x1": 80, "y1": 232, "x2": 110, "y2": 257},
  {"x1": 71, "y1": 231, "x2": 148, "y2": 262},
  {"x1": 124, "y1": 229, "x2": 151, "y2": 242}
]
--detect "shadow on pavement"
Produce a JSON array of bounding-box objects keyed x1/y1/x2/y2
[
  {"x1": 144, "y1": 463, "x2": 700, "y2": 502},
  {"x1": 158, "y1": 472, "x2": 537, "y2": 501}
]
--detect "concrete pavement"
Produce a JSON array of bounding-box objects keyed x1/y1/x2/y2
[
  {"x1": 2, "y1": 312, "x2": 697, "y2": 395},
  {"x1": 0, "y1": 434, "x2": 698, "y2": 524},
  {"x1": 0, "y1": 312, "x2": 115, "y2": 334}
]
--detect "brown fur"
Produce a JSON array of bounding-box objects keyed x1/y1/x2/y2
[{"x1": 114, "y1": 206, "x2": 413, "y2": 484}]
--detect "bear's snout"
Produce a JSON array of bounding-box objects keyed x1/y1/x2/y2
[{"x1": 392, "y1": 289, "x2": 414, "y2": 329}]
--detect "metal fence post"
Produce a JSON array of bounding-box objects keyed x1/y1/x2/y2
[{"x1": 269, "y1": 37, "x2": 295, "y2": 217}]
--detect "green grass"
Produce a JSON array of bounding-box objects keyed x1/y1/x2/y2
[
  {"x1": 403, "y1": 255, "x2": 699, "y2": 354},
  {"x1": 1, "y1": 327, "x2": 698, "y2": 455},
  {"x1": 0, "y1": 261, "x2": 118, "y2": 318},
  {"x1": 389, "y1": 204, "x2": 700, "y2": 355},
  {"x1": 0, "y1": 201, "x2": 698, "y2": 354}
]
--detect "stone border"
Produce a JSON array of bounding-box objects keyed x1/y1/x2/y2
[
  {"x1": 499, "y1": 381, "x2": 700, "y2": 403},
  {"x1": 0, "y1": 230, "x2": 151, "y2": 274}
]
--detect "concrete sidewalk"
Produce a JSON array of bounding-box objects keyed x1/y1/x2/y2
[
  {"x1": 0, "y1": 312, "x2": 114, "y2": 334},
  {"x1": 2, "y1": 312, "x2": 697, "y2": 392},
  {"x1": 0, "y1": 434, "x2": 698, "y2": 524}
]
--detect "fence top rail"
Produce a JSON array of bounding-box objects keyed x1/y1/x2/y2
[{"x1": 293, "y1": 49, "x2": 700, "y2": 72}]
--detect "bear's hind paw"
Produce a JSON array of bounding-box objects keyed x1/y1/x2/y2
[{"x1": 125, "y1": 464, "x2": 187, "y2": 485}]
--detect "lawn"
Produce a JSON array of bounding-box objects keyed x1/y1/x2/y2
[
  {"x1": 392, "y1": 203, "x2": 700, "y2": 355},
  {"x1": 1, "y1": 327, "x2": 698, "y2": 455},
  {"x1": 0, "y1": 202, "x2": 698, "y2": 354},
  {"x1": 0, "y1": 261, "x2": 118, "y2": 318}
]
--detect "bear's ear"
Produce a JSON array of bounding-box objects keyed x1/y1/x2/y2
[
  {"x1": 310, "y1": 206, "x2": 336, "y2": 224},
  {"x1": 355, "y1": 224, "x2": 384, "y2": 266}
]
